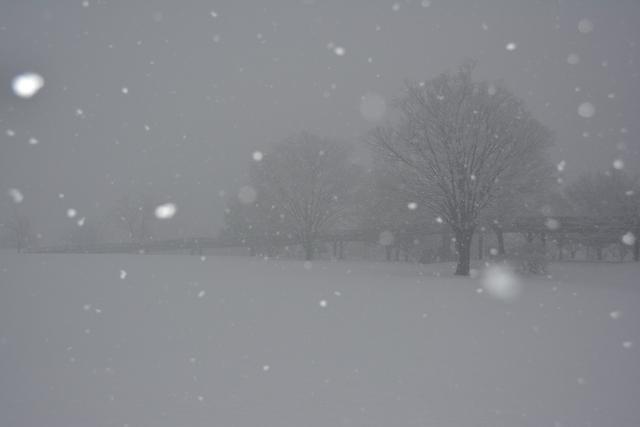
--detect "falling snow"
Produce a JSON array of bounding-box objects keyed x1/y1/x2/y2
[
  {"x1": 12, "y1": 72, "x2": 44, "y2": 98},
  {"x1": 621, "y1": 232, "x2": 635, "y2": 246},
  {"x1": 8, "y1": 188, "x2": 24, "y2": 203},
  {"x1": 578, "y1": 102, "x2": 595, "y2": 118},
  {"x1": 155, "y1": 203, "x2": 177, "y2": 219},
  {"x1": 482, "y1": 265, "x2": 522, "y2": 301},
  {"x1": 238, "y1": 186, "x2": 257, "y2": 204},
  {"x1": 578, "y1": 18, "x2": 594, "y2": 34}
]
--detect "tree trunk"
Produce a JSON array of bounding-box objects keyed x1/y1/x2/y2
[
  {"x1": 557, "y1": 239, "x2": 564, "y2": 261},
  {"x1": 634, "y1": 235, "x2": 639, "y2": 262},
  {"x1": 439, "y1": 231, "x2": 452, "y2": 261},
  {"x1": 303, "y1": 240, "x2": 314, "y2": 261},
  {"x1": 385, "y1": 245, "x2": 392, "y2": 262},
  {"x1": 419, "y1": 246, "x2": 430, "y2": 264},
  {"x1": 477, "y1": 231, "x2": 484, "y2": 260},
  {"x1": 338, "y1": 241, "x2": 345, "y2": 260},
  {"x1": 596, "y1": 246, "x2": 603, "y2": 261},
  {"x1": 493, "y1": 226, "x2": 505, "y2": 255},
  {"x1": 454, "y1": 229, "x2": 473, "y2": 276}
]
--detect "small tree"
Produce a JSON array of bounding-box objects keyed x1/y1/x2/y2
[
  {"x1": 62, "y1": 219, "x2": 104, "y2": 250},
  {"x1": 371, "y1": 63, "x2": 553, "y2": 275},
  {"x1": 1, "y1": 210, "x2": 32, "y2": 253},
  {"x1": 566, "y1": 169, "x2": 640, "y2": 261},
  {"x1": 249, "y1": 132, "x2": 362, "y2": 260},
  {"x1": 113, "y1": 193, "x2": 159, "y2": 244}
]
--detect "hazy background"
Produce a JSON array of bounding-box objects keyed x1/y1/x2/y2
[{"x1": 1, "y1": 0, "x2": 638, "y2": 242}]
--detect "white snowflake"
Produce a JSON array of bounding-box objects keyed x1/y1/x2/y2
[
  {"x1": 8, "y1": 188, "x2": 24, "y2": 204},
  {"x1": 333, "y1": 46, "x2": 346, "y2": 56},
  {"x1": 12, "y1": 72, "x2": 44, "y2": 98},
  {"x1": 545, "y1": 218, "x2": 560, "y2": 231},
  {"x1": 609, "y1": 311, "x2": 622, "y2": 319},
  {"x1": 578, "y1": 19, "x2": 594, "y2": 34},
  {"x1": 482, "y1": 265, "x2": 522, "y2": 301},
  {"x1": 577, "y1": 102, "x2": 595, "y2": 118},
  {"x1": 238, "y1": 186, "x2": 257, "y2": 204},
  {"x1": 566, "y1": 53, "x2": 580, "y2": 65},
  {"x1": 155, "y1": 203, "x2": 177, "y2": 219},
  {"x1": 621, "y1": 232, "x2": 635, "y2": 246}
]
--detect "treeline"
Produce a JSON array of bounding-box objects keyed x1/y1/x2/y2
[{"x1": 220, "y1": 63, "x2": 639, "y2": 274}]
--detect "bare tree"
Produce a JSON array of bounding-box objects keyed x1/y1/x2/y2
[
  {"x1": 220, "y1": 190, "x2": 288, "y2": 257},
  {"x1": 249, "y1": 132, "x2": 362, "y2": 260},
  {"x1": 565, "y1": 169, "x2": 640, "y2": 261},
  {"x1": 62, "y1": 218, "x2": 105, "y2": 250},
  {"x1": 371, "y1": 63, "x2": 553, "y2": 275},
  {"x1": 113, "y1": 193, "x2": 159, "y2": 244},
  {"x1": 1, "y1": 209, "x2": 32, "y2": 253}
]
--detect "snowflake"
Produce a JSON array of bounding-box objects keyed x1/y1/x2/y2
[
  {"x1": 8, "y1": 188, "x2": 24, "y2": 204},
  {"x1": 155, "y1": 203, "x2": 177, "y2": 219},
  {"x1": 12, "y1": 73, "x2": 44, "y2": 98}
]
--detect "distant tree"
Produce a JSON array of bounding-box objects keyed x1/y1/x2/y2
[
  {"x1": 220, "y1": 190, "x2": 288, "y2": 257},
  {"x1": 1, "y1": 209, "x2": 32, "y2": 253},
  {"x1": 565, "y1": 169, "x2": 640, "y2": 261},
  {"x1": 482, "y1": 161, "x2": 558, "y2": 255},
  {"x1": 112, "y1": 193, "x2": 159, "y2": 243},
  {"x1": 249, "y1": 132, "x2": 362, "y2": 260},
  {"x1": 364, "y1": 161, "x2": 450, "y2": 263},
  {"x1": 371, "y1": 62, "x2": 553, "y2": 275},
  {"x1": 62, "y1": 218, "x2": 104, "y2": 249}
]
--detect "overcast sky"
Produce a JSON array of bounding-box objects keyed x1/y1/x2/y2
[{"x1": 1, "y1": 0, "x2": 639, "y2": 242}]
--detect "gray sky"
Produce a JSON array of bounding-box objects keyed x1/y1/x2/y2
[{"x1": 1, "y1": 0, "x2": 639, "y2": 241}]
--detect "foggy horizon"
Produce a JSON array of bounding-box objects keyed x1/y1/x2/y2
[{"x1": 2, "y1": 0, "x2": 639, "y2": 242}]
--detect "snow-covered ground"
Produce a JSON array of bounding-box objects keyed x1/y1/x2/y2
[{"x1": 1, "y1": 252, "x2": 639, "y2": 427}]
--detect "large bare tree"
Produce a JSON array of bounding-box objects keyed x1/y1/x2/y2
[
  {"x1": 371, "y1": 63, "x2": 553, "y2": 275},
  {"x1": 250, "y1": 132, "x2": 362, "y2": 260}
]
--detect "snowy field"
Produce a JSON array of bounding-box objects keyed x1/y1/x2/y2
[{"x1": 1, "y1": 252, "x2": 639, "y2": 427}]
